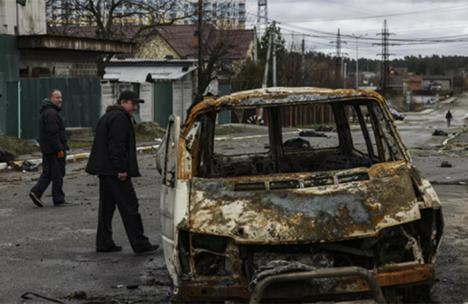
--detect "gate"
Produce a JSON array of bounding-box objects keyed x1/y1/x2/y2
[{"x1": 5, "y1": 77, "x2": 101, "y2": 139}]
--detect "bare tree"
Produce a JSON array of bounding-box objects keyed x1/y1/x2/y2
[
  {"x1": 46, "y1": 0, "x2": 191, "y2": 40},
  {"x1": 196, "y1": 25, "x2": 253, "y2": 97}
]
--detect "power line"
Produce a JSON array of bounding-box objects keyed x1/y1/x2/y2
[
  {"x1": 374, "y1": 20, "x2": 397, "y2": 97},
  {"x1": 248, "y1": 11, "x2": 468, "y2": 44},
  {"x1": 267, "y1": 4, "x2": 468, "y2": 23}
]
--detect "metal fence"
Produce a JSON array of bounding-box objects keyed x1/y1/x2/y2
[{"x1": 5, "y1": 77, "x2": 101, "y2": 139}]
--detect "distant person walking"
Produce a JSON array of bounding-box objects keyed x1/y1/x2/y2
[
  {"x1": 446, "y1": 110, "x2": 453, "y2": 128},
  {"x1": 29, "y1": 89, "x2": 69, "y2": 207},
  {"x1": 86, "y1": 91, "x2": 159, "y2": 254}
]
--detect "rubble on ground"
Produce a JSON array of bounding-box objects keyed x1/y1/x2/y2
[{"x1": 433, "y1": 129, "x2": 449, "y2": 136}]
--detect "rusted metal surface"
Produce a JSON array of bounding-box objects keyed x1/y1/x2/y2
[
  {"x1": 249, "y1": 267, "x2": 386, "y2": 304},
  {"x1": 176, "y1": 264, "x2": 433, "y2": 302},
  {"x1": 185, "y1": 88, "x2": 386, "y2": 125},
  {"x1": 188, "y1": 160, "x2": 420, "y2": 244}
]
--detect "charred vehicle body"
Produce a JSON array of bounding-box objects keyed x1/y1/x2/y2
[{"x1": 156, "y1": 88, "x2": 443, "y2": 303}]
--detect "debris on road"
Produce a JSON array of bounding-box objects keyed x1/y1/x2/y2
[
  {"x1": 66, "y1": 290, "x2": 87, "y2": 300},
  {"x1": 21, "y1": 292, "x2": 66, "y2": 304},
  {"x1": 283, "y1": 138, "x2": 311, "y2": 148},
  {"x1": 441, "y1": 161, "x2": 453, "y2": 168},
  {"x1": 0, "y1": 150, "x2": 15, "y2": 163},
  {"x1": 315, "y1": 125, "x2": 335, "y2": 132},
  {"x1": 299, "y1": 129, "x2": 327, "y2": 137},
  {"x1": 433, "y1": 129, "x2": 449, "y2": 136}
]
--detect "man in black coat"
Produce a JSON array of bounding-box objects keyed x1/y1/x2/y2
[
  {"x1": 86, "y1": 91, "x2": 158, "y2": 254},
  {"x1": 30, "y1": 89, "x2": 69, "y2": 207}
]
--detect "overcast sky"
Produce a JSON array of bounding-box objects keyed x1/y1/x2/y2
[{"x1": 245, "y1": 0, "x2": 468, "y2": 59}]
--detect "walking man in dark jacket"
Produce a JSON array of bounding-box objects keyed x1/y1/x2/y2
[
  {"x1": 446, "y1": 110, "x2": 453, "y2": 128},
  {"x1": 30, "y1": 89, "x2": 69, "y2": 207},
  {"x1": 86, "y1": 91, "x2": 158, "y2": 254}
]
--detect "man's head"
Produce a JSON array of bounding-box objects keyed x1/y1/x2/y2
[
  {"x1": 118, "y1": 90, "x2": 144, "y2": 115},
  {"x1": 49, "y1": 89, "x2": 63, "y2": 108}
]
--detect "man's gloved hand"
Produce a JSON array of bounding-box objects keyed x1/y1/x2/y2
[{"x1": 57, "y1": 150, "x2": 65, "y2": 158}]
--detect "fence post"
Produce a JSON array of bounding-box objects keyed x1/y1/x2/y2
[{"x1": 17, "y1": 81, "x2": 21, "y2": 138}]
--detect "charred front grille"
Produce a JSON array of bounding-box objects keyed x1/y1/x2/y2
[
  {"x1": 240, "y1": 224, "x2": 422, "y2": 280},
  {"x1": 178, "y1": 223, "x2": 423, "y2": 281}
]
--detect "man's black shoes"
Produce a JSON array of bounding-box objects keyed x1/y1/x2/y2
[
  {"x1": 96, "y1": 245, "x2": 123, "y2": 253},
  {"x1": 135, "y1": 244, "x2": 159, "y2": 255},
  {"x1": 29, "y1": 192, "x2": 43, "y2": 208},
  {"x1": 54, "y1": 201, "x2": 73, "y2": 207}
]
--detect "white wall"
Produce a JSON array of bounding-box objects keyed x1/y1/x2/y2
[
  {"x1": 172, "y1": 74, "x2": 193, "y2": 122},
  {"x1": 0, "y1": 0, "x2": 17, "y2": 35},
  {"x1": 0, "y1": 0, "x2": 46, "y2": 35},
  {"x1": 139, "y1": 83, "x2": 154, "y2": 122},
  {"x1": 100, "y1": 81, "x2": 115, "y2": 115},
  {"x1": 17, "y1": 0, "x2": 47, "y2": 35}
]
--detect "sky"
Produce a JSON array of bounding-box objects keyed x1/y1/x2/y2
[{"x1": 245, "y1": 0, "x2": 468, "y2": 59}]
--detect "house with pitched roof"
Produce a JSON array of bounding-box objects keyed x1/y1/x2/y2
[{"x1": 135, "y1": 24, "x2": 255, "y2": 65}]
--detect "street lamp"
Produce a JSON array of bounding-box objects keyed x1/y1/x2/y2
[{"x1": 351, "y1": 33, "x2": 368, "y2": 89}]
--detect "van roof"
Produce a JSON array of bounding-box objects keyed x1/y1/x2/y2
[{"x1": 188, "y1": 87, "x2": 385, "y2": 120}]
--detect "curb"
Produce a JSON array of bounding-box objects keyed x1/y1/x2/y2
[
  {"x1": 442, "y1": 128, "x2": 468, "y2": 147},
  {"x1": 0, "y1": 143, "x2": 161, "y2": 172}
]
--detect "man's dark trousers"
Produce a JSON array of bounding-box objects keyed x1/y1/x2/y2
[
  {"x1": 31, "y1": 153, "x2": 65, "y2": 204},
  {"x1": 97, "y1": 176, "x2": 150, "y2": 252}
]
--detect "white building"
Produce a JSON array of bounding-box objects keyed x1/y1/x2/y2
[{"x1": 0, "y1": 0, "x2": 47, "y2": 36}]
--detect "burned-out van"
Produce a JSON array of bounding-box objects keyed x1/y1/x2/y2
[{"x1": 156, "y1": 88, "x2": 443, "y2": 303}]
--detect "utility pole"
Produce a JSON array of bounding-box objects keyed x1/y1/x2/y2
[
  {"x1": 272, "y1": 21, "x2": 277, "y2": 87},
  {"x1": 262, "y1": 26, "x2": 273, "y2": 88},
  {"x1": 197, "y1": 0, "x2": 203, "y2": 96},
  {"x1": 257, "y1": 0, "x2": 268, "y2": 36},
  {"x1": 253, "y1": 26, "x2": 258, "y2": 64},
  {"x1": 343, "y1": 62, "x2": 347, "y2": 88},
  {"x1": 301, "y1": 37, "x2": 305, "y2": 85},
  {"x1": 374, "y1": 20, "x2": 398, "y2": 97},
  {"x1": 351, "y1": 33, "x2": 368, "y2": 89},
  {"x1": 330, "y1": 28, "x2": 347, "y2": 88}
]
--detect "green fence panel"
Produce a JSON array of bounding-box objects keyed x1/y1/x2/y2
[
  {"x1": 154, "y1": 81, "x2": 173, "y2": 128},
  {"x1": 0, "y1": 36, "x2": 20, "y2": 136},
  {"x1": 0, "y1": 35, "x2": 20, "y2": 82},
  {"x1": 0, "y1": 73, "x2": 5, "y2": 134},
  {"x1": 5, "y1": 81, "x2": 18, "y2": 137},
  {"x1": 6, "y1": 77, "x2": 101, "y2": 139}
]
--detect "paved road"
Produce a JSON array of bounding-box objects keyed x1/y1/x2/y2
[{"x1": 0, "y1": 155, "x2": 171, "y2": 303}]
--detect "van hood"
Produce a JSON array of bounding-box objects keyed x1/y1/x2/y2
[{"x1": 188, "y1": 161, "x2": 421, "y2": 244}]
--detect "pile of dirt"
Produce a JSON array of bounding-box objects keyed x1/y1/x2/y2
[
  {"x1": 0, "y1": 135, "x2": 38, "y2": 158},
  {"x1": 134, "y1": 122, "x2": 166, "y2": 141}
]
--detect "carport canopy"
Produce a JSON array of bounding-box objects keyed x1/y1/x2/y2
[{"x1": 103, "y1": 65, "x2": 197, "y2": 83}]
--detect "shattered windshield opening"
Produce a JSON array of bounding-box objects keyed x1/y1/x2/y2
[{"x1": 196, "y1": 99, "x2": 403, "y2": 178}]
